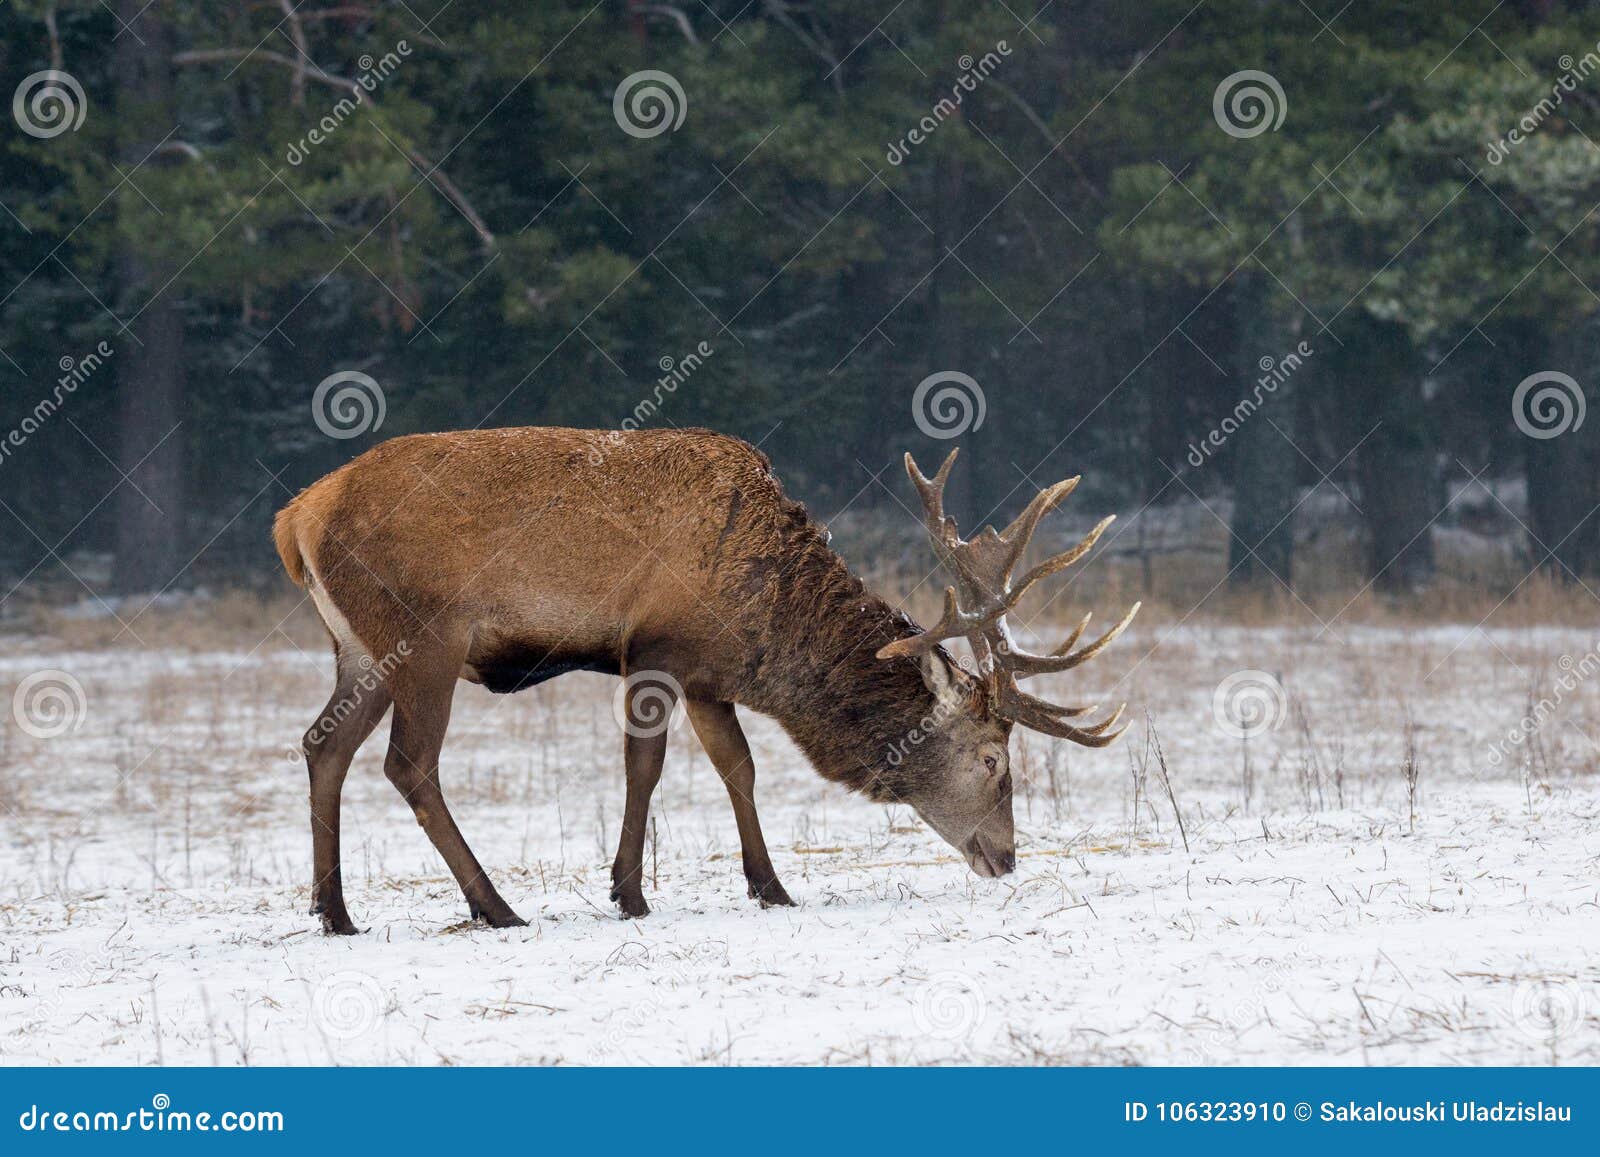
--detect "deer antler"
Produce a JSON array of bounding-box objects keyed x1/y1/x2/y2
[{"x1": 877, "y1": 449, "x2": 1139, "y2": 746}]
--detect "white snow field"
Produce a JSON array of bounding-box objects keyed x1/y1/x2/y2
[{"x1": 1, "y1": 617, "x2": 1598, "y2": 1065}]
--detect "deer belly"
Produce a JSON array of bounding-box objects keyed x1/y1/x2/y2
[{"x1": 462, "y1": 636, "x2": 620, "y2": 694}]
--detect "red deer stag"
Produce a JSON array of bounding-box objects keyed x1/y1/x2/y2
[{"x1": 273, "y1": 428, "x2": 1136, "y2": 930}]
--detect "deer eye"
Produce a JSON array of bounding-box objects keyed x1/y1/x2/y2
[{"x1": 983, "y1": 754, "x2": 998, "y2": 772}]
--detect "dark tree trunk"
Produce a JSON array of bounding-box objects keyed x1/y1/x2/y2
[
  {"x1": 1525, "y1": 319, "x2": 1599, "y2": 579},
  {"x1": 1227, "y1": 277, "x2": 1299, "y2": 590},
  {"x1": 1346, "y1": 318, "x2": 1438, "y2": 592},
  {"x1": 112, "y1": 2, "x2": 187, "y2": 594}
]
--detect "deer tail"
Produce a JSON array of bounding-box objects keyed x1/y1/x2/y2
[{"x1": 273, "y1": 499, "x2": 309, "y2": 588}]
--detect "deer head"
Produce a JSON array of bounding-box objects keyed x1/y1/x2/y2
[{"x1": 877, "y1": 450, "x2": 1139, "y2": 877}]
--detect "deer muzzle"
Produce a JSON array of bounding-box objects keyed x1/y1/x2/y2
[{"x1": 964, "y1": 831, "x2": 1016, "y2": 878}]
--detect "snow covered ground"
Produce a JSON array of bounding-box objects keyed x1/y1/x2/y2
[{"x1": 2, "y1": 617, "x2": 1598, "y2": 1065}]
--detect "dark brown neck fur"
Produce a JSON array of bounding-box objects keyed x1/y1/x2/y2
[{"x1": 730, "y1": 503, "x2": 943, "y2": 799}]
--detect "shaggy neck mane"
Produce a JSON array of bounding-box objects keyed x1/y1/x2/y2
[{"x1": 738, "y1": 511, "x2": 939, "y2": 798}]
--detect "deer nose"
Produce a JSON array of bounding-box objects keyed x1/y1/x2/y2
[{"x1": 965, "y1": 834, "x2": 1013, "y2": 878}]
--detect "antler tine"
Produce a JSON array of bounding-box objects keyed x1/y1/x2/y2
[
  {"x1": 1078, "y1": 702, "x2": 1127, "y2": 736},
  {"x1": 993, "y1": 670, "x2": 1129, "y2": 744},
  {"x1": 876, "y1": 586, "x2": 1007, "y2": 661},
  {"x1": 1062, "y1": 717, "x2": 1132, "y2": 749},
  {"x1": 989, "y1": 475, "x2": 1081, "y2": 581},
  {"x1": 1008, "y1": 514, "x2": 1115, "y2": 605},
  {"x1": 998, "y1": 601, "x2": 1142, "y2": 679},
  {"x1": 1054, "y1": 612, "x2": 1093, "y2": 656},
  {"x1": 904, "y1": 450, "x2": 960, "y2": 551},
  {"x1": 991, "y1": 669, "x2": 1100, "y2": 720}
]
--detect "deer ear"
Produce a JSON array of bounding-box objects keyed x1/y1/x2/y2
[{"x1": 917, "y1": 649, "x2": 959, "y2": 699}]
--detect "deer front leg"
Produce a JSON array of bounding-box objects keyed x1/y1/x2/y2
[
  {"x1": 611, "y1": 699, "x2": 671, "y2": 918},
  {"x1": 610, "y1": 671, "x2": 679, "y2": 918},
  {"x1": 685, "y1": 699, "x2": 794, "y2": 908}
]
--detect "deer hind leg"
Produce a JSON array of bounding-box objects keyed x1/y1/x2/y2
[
  {"x1": 610, "y1": 679, "x2": 677, "y2": 919},
  {"x1": 304, "y1": 664, "x2": 392, "y2": 935},
  {"x1": 382, "y1": 648, "x2": 525, "y2": 928},
  {"x1": 685, "y1": 699, "x2": 794, "y2": 908}
]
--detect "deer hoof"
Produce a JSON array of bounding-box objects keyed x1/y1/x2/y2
[
  {"x1": 469, "y1": 900, "x2": 527, "y2": 929},
  {"x1": 611, "y1": 889, "x2": 651, "y2": 919},
  {"x1": 750, "y1": 880, "x2": 796, "y2": 908},
  {"x1": 313, "y1": 901, "x2": 361, "y2": 935}
]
